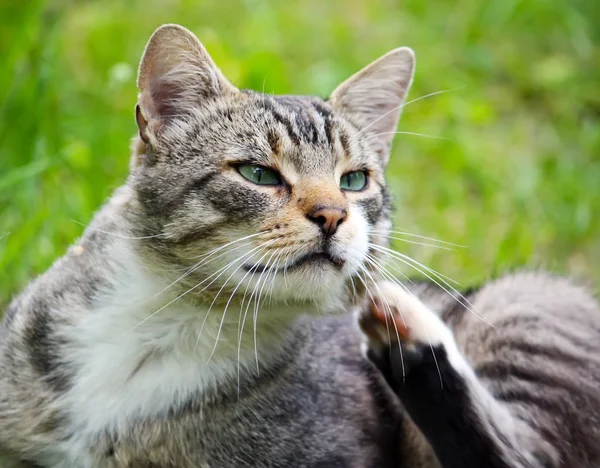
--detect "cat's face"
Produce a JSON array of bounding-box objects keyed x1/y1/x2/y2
[{"x1": 130, "y1": 25, "x2": 414, "y2": 307}]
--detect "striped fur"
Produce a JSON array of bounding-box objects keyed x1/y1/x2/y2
[
  {"x1": 0, "y1": 23, "x2": 599, "y2": 468},
  {"x1": 361, "y1": 276, "x2": 600, "y2": 467}
]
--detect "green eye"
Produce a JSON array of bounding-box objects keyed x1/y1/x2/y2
[
  {"x1": 237, "y1": 164, "x2": 282, "y2": 186},
  {"x1": 340, "y1": 171, "x2": 368, "y2": 191}
]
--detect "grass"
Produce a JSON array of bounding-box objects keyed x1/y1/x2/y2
[{"x1": 1, "y1": 0, "x2": 599, "y2": 309}]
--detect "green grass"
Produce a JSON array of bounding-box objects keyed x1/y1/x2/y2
[{"x1": 1, "y1": 0, "x2": 599, "y2": 308}]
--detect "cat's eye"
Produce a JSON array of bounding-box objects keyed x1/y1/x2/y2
[
  {"x1": 340, "y1": 171, "x2": 368, "y2": 191},
  {"x1": 237, "y1": 164, "x2": 282, "y2": 186}
]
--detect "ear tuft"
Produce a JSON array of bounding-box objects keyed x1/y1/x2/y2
[
  {"x1": 136, "y1": 24, "x2": 236, "y2": 138},
  {"x1": 329, "y1": 48, "x2": 415, "y2": 164}
]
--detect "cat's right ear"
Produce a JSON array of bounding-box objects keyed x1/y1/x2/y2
[
  {"x1": 135, "y1": 24, "x2": 237, "y2": 144},
  {"x1": 329, "y1": 48, "x2": 415, "y2": 165}
]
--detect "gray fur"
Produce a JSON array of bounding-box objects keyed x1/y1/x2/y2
[{"x1": 1, "y1": 23, "x2": 599, "y2": 468}]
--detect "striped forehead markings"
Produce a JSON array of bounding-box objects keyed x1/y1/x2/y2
[
  {"x1": 256, "y1": 96, "x2": 336, "y2": 148},
  {"x1": 256, "y1": 98, "x2": 301, "y2": 146}
]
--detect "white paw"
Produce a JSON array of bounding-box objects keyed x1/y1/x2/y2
[{"x1": 358, "y1": 280, "x2": 467, "y2": 372}]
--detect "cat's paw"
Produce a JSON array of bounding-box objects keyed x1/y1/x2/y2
[
  {"x1": 358, "y1": 281, "x2": 465, "y2": 384},
  {"x1": 358, "y1": 281, "x2": 451, "y2": 351}
]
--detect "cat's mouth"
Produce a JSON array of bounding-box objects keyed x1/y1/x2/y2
[{"x1": 243, "y1": 251, "x2": 345, "y2": 274}]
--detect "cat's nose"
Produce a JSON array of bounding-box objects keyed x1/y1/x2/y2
[{"x1": 308, "y1": 206, "x2": 348, "y2": 236}]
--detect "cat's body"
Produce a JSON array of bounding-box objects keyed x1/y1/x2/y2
[
  {"x1": 3, "y1": 213, "x2": 600, "y2": 468},
  {"x1": 0, "y1": 186, "x2": 409, "y2": 467},
  {"x1": 2, "y1": 24, "x2": 600, "y2": 468}
]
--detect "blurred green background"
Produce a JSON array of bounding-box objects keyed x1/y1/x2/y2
[{"x1": 1, "y1": 0, "x2": 599, "y2": 308}]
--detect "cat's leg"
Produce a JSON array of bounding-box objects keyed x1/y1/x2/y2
[{"x1": 358, "y1": 281, "x2": 558, "y2": 468}]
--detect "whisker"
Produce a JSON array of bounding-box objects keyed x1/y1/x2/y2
[
  {"x1": 351, "y1": 103, "x2": 408, "y2": 140},
  {"x1": 369, "y1": 242, "x2": 461, "y2": 286},
  {"x1": 282, "y1": 250, "x2": 292, "y2": 290},
  {"x1": 353, "y1": 269, "x2": 376, "y2": 309},
  {"x1": 369, "y1": 244, "x2": 495, "y2": 329},
  {"x1": 132, "y1": 242, "x2": 266, "y2": 330},
  {"x1": 355, "y1": 131, "x2": 449, "y2": 147},
  {"x1": 364, "y1": 254, "x2": 412, "y2": 303},
  {"x1": 374, "y1": 244, "x2": 463, "y2": 292},
  {"x1": 203, "y1": 240, "x2": 278, "y2": 361},
  {"x1": 358, "y1": 266, "x2": 406, "y2": 381},
  {"x1": 364, "y1": 249, "x2": 414, "y2": 284},
  {"x1": 350, "y1": 86, "x2": 464, "y2": 143},
  {"x1": 371, "y1": 244, "x2": 463, "y2": 298},
  {"x1": 265, "y1": 250, "x2": 285, "y2": 306},
  {"x1": 423, "y1": 325, "x2": 444, "y2": 389},
  {"x1": 371, "y1": 229, "x2": 466, "y2": 248},
  {"x1": 383, "y1": 236, "x2": 457, "y2": 252},
  {"x1": 359, "y1": 264, "x2": 395, "y2": 328},
  {"x1": 188, "y1": 232, "x2": 266, "y2": 259},
  {"x1": 237, "y1": 247, "x2": 279, "y2": 377},
  {"x1": 348, "y1": 275, "x2": 358, "y2": 301},
  {"x1": 262, "y1": 249, "x2": 283, "y2": 307},
  {"x1": 251, "y1": 248, "x2": 281, "y2": 372},
  {"x1": 148, "y1": 238, "x2": 259, "y2": 304},
  {"x1": 236, "y1": 248, "x2": 272, "y2": 398},
  {"x1": 402, "y1": 86, "x2": 465, "y2": 108}
]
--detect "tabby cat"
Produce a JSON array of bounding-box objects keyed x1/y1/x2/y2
[{"x1": 1, "y1": 24, "x2": 599, "y2": 468}]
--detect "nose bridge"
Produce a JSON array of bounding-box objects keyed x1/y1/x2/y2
[
  {"x1": 296, "y1": 178, "x2": 348, "y2": 214},
  {"x1": 297, "y1": 178, "x2": 349, "y2": 237}
]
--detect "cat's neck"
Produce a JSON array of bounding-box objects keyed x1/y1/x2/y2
[
  {"x1": 77, "y1": 230, "x2": 301, "y2": 367},
  {"x1": 92, "y1": 246, "x2": 300, "y2": 359}
]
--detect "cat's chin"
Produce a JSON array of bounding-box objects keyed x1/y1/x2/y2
[
  {"x1": 241, "y1": 251, "x2": 345, "y2": 274},
  {"x1": 257, "y1": 259, "x2": 357, "y2": 306}
]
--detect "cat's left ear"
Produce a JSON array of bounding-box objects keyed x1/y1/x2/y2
[
  {"x1": 136, "y1": 24, "x2": 237, "y2": 144},
  {"x1": 329, "y1": 48, "x2": 415, "y2": 165}
]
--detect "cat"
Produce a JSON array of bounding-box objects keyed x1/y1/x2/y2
[{"x1": 1, "y1": 23, "x2": 599, "y2": 468}]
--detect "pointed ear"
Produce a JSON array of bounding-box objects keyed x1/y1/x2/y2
[
  {"x1": 329, "y1": 48, "x2": 415, "y2": 164},
  {"x1": 136, "y1": 24, "x2": 237, "y2": 142}
]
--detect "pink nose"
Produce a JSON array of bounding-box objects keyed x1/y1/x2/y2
[{"x1": 307, "y1": 206, "x2": 348, "y2": 236}]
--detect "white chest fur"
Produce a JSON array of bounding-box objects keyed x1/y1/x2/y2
[{"x1": 49, "y1": 247, "x2": 294, "y2": 466}]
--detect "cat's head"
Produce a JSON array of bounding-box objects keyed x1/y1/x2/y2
[{"x1": 129, "y1": 24, "x2": 414, "y2": 308}]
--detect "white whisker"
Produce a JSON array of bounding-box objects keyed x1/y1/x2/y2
[
  {"x1": 350, "y1": 87, "x2": 464, "y2": 143},
  {"x1": 371, "y1": 229, "x2": 466, "y2": 248},
  {"x1": 251, "y1": 249, "x2": 280, "y2": 372},
  {"x1": 383, "y1": 236, "x2": 457, "y2": 252},
  {"x1": 236, "y1": 248, "x2": 272, "y2": 398},
  {"x1": 356, "y1": 131, "x2": 448, "y2": 147},
  {"x1": 357, "y1": 266, "x2": 406, "y2": 380},
  {"x1": 237, "y1": 247, "x2": 279, "y2": 376},
  {"x1": 132, "y1": 242, "x2": 265, "y2": 331},
  {"x1": 265, "y1": 250, "x2": 285, "y2": 306},
  {"x1": 402, "y1": 86, "x2": 465, "y2": 108},
  {"x1": 348, "y1": 275, "x2": 358, "y2": 301},
  {"x1": 364, "y1": 254, "x2": 411, "y2": 301},
  {"x1": 369, "y1": 242, "x2": 460, "y2": 286},
  {"x1": 189, "y1": 232, "x2": 266, "y2": 259},
  {"x1": 369, "y1": 244, "x2": 494, "y2": 329},
  {"x1": 204, "y1": 240, "x2": 278, "y2": 361},
  {"x1": 148, "y1": 238, "x2": 259, "y2": 304},
  {"x1": 423, "y1": 325, "x2": 444, "y2": 389}
]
